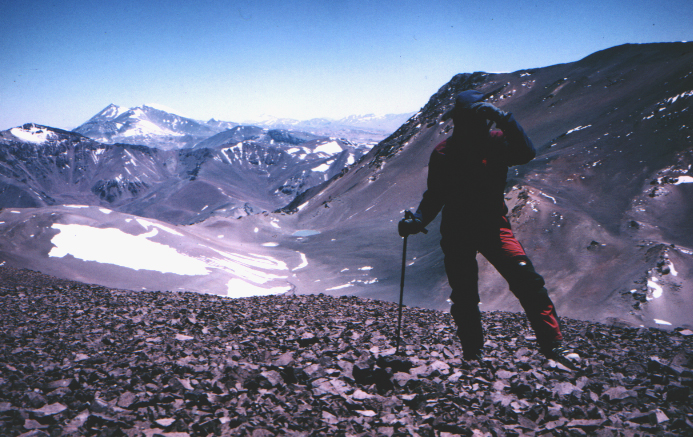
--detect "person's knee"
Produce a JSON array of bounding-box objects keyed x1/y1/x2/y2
[
  {"x1": 445, "y1": 259, "x2": 478, "y2": 295},
  {"x1": 505, "y1": 256, "x2": 546, "y2": 299}
]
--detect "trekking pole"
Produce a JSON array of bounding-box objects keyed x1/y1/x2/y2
[
  {"x1": 395, "y1": 211, "x2": 427, "y2": 355},
  {"x1": 395, "y1": 234, "x2": 408, "y2": 355}
]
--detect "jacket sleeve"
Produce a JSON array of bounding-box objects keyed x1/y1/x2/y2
[
  {"x1": 496, "y1": 113, "x2": 536, "y2": 166},
  {"x1": 414, "y1": 149, "x2": 445, "y2": 227}
]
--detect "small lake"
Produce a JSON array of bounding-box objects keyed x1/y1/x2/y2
[{"x1": 292, "y1": 230, "x2": 321, "y2": 237}]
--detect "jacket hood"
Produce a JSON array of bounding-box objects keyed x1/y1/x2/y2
[{"x1": 442, "y1": 90, "x2": 486, "y2": 120}]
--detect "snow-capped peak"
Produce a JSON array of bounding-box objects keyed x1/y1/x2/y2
[
  {"x1": 10, "y1": 124, "x2": 56, "y2": 144},
  {"x1": 94, "y1": 104, "x2": 129, "y2": 121}
]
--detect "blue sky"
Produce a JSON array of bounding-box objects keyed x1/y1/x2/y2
[{"x1": 1, "y1": 0, "x2": 691, "y2": 130}]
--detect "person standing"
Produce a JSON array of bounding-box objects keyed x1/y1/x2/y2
[{"x1": 398, "y1": 90, "x2": 577, "y2": 366}]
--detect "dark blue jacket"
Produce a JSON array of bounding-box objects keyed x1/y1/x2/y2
[{"x1": 415, "y1": 113, "x2": 535, "y2": 234}]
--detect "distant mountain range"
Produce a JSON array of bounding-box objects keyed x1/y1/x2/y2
[
  {"x1": 0, "y1": 42, "x2": 691, "y2": 330},
  {"x1": 73, "y1": 104, "x2": 414, "y2": 149},
  {"x1": 0, "y1": 122, "x2": 371, "y2": 224}
]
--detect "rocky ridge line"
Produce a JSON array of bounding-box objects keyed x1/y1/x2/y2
[{"x1": 0, "y1": 266, "x2": 692, "y2": 436}]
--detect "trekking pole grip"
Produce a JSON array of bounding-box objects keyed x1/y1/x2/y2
[{"x1": 404, "y1": 210, "x2": 428, "y2": 234}]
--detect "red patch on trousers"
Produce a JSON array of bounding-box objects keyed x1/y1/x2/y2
[{"x1": 499, "y1": 218, "x2": 526, "y2": 258}]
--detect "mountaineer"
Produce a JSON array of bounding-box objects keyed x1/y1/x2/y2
[{"x1": 398, "y1": 90, "x2": 578, "y2": 368}]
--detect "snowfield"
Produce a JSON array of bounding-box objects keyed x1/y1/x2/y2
[{"x1": 10, "y1": 125, "x2": 56, "y2": 143}]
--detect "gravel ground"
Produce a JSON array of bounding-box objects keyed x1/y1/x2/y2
[{"x1": 1, "y1": 266, "x2": 692, "y2": 436}]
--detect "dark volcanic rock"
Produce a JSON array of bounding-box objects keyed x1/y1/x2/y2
[{"x1": 1, "y1": 266, "x2": 692, "y2": 436}]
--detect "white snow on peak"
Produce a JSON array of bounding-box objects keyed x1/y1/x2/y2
[
  {"x1": 11, "y1": 125, "x2": 56, "y2": 144},
  {"x1": 121, "y1": 119, "x2": 182, "y2": 137},
  {"x1": 314, "y1": 141, "x2": 343, "y2": 155},
  {"x1": 102, "y1": 105, "x2": 129, "y2": 119}
]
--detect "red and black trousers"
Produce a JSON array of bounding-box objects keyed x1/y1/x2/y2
[{"x1": 441, "y1": 216, "x2": 563, "y2": 356}]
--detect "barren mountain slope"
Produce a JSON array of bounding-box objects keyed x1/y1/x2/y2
[{"x1": 282, "y1": 42, "x2": 693, "y2": 329}]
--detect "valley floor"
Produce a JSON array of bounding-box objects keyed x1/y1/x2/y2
[{"x1": 1, "y1": 266, "x2": 692, "y2": 436}]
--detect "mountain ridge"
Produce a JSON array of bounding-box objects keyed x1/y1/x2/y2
[
  {"x1": 73, "y1": 104, "x2": 413, "y2": 149},
  {"x1": 276, "y1": 41, "x2": 693, "y2": 328},
  {"x1": 0, "y1": 123, "x2": 369, "y2": 224}
]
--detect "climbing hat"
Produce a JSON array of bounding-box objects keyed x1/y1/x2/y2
[{"x1": 442, "y1": 90, "x2": 486, "y2": 121}]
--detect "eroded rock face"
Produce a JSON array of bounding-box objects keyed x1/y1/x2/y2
[{"x1": 1, "y1": 266, "x2": 692, "y2": 436}]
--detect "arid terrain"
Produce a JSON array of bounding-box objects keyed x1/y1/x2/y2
[{"x1": 1, "y1": 266, "x2": 692, "y2": 436}]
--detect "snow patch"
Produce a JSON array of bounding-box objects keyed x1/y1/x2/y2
[
  {"x1": 206, "y1": 248, "x2": 287, "y2": 284},
  {"x1": 312, "y1": 163, "x2": 331, "y2": 172},
  {"x1": 262, "y1": 242, "x2": 279, "y2": 247},
  {"x1": 226, "y1": 278, "x2": 291, "y2": 298},
  {"x1": 10, "y1": 125, "x2": 56, "y2": 144},
  {"x1": 674, "y1": 175, "x2": 693, "y2": 185},
  {"x1": 326, "y1": 283, "x2": 354, "y2": 291},
  {"x1": 665, "y1": 90, "x2": 693, "y2": 104},
  {"x1": 666, "y1": 260, "x2": 678, "y2": 277},
  {"x1": 135, "y1": 218, "x2": 184, "y2": 236},
  {"x1": 647, "y1": 277, "x2": 663, "y2": 299},
  {"x1": 293, "y1": 252, "x2": 308, "y2": 271},
  {"x1": 49, "y1": 224, "x2": 209, "y2": 275},
  {"x1": 566, "y1": 125, "x2": 592, "y2": 135},
  {"x1": 121, "y1": 119, "x2": 182, "y2": 137},
  {"x1": 540, "y1": 193, "x2": 557, "y2": 204},
  {"x1": 314, "y1": 141, "x2": 342, "y2": 155}
]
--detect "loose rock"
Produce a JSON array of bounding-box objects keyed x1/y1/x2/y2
[{"x1": 0, "y1": 266, "x2": 691, "y2": 436}]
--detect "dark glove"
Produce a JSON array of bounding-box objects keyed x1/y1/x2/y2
[
  {"x1": 398, "y1": 212, "x2": 424, "y2": 237},
  {"x1": 470, "y1": 102, "x2": 509, "y2": 124}
]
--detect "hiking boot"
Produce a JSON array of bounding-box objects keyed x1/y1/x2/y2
[
  {"x1": 544, "y1": 344, "x2": 580, "y2": 370},
  {"x1": 463, "y1": 349, "x2": 483, "y2": 363}
]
